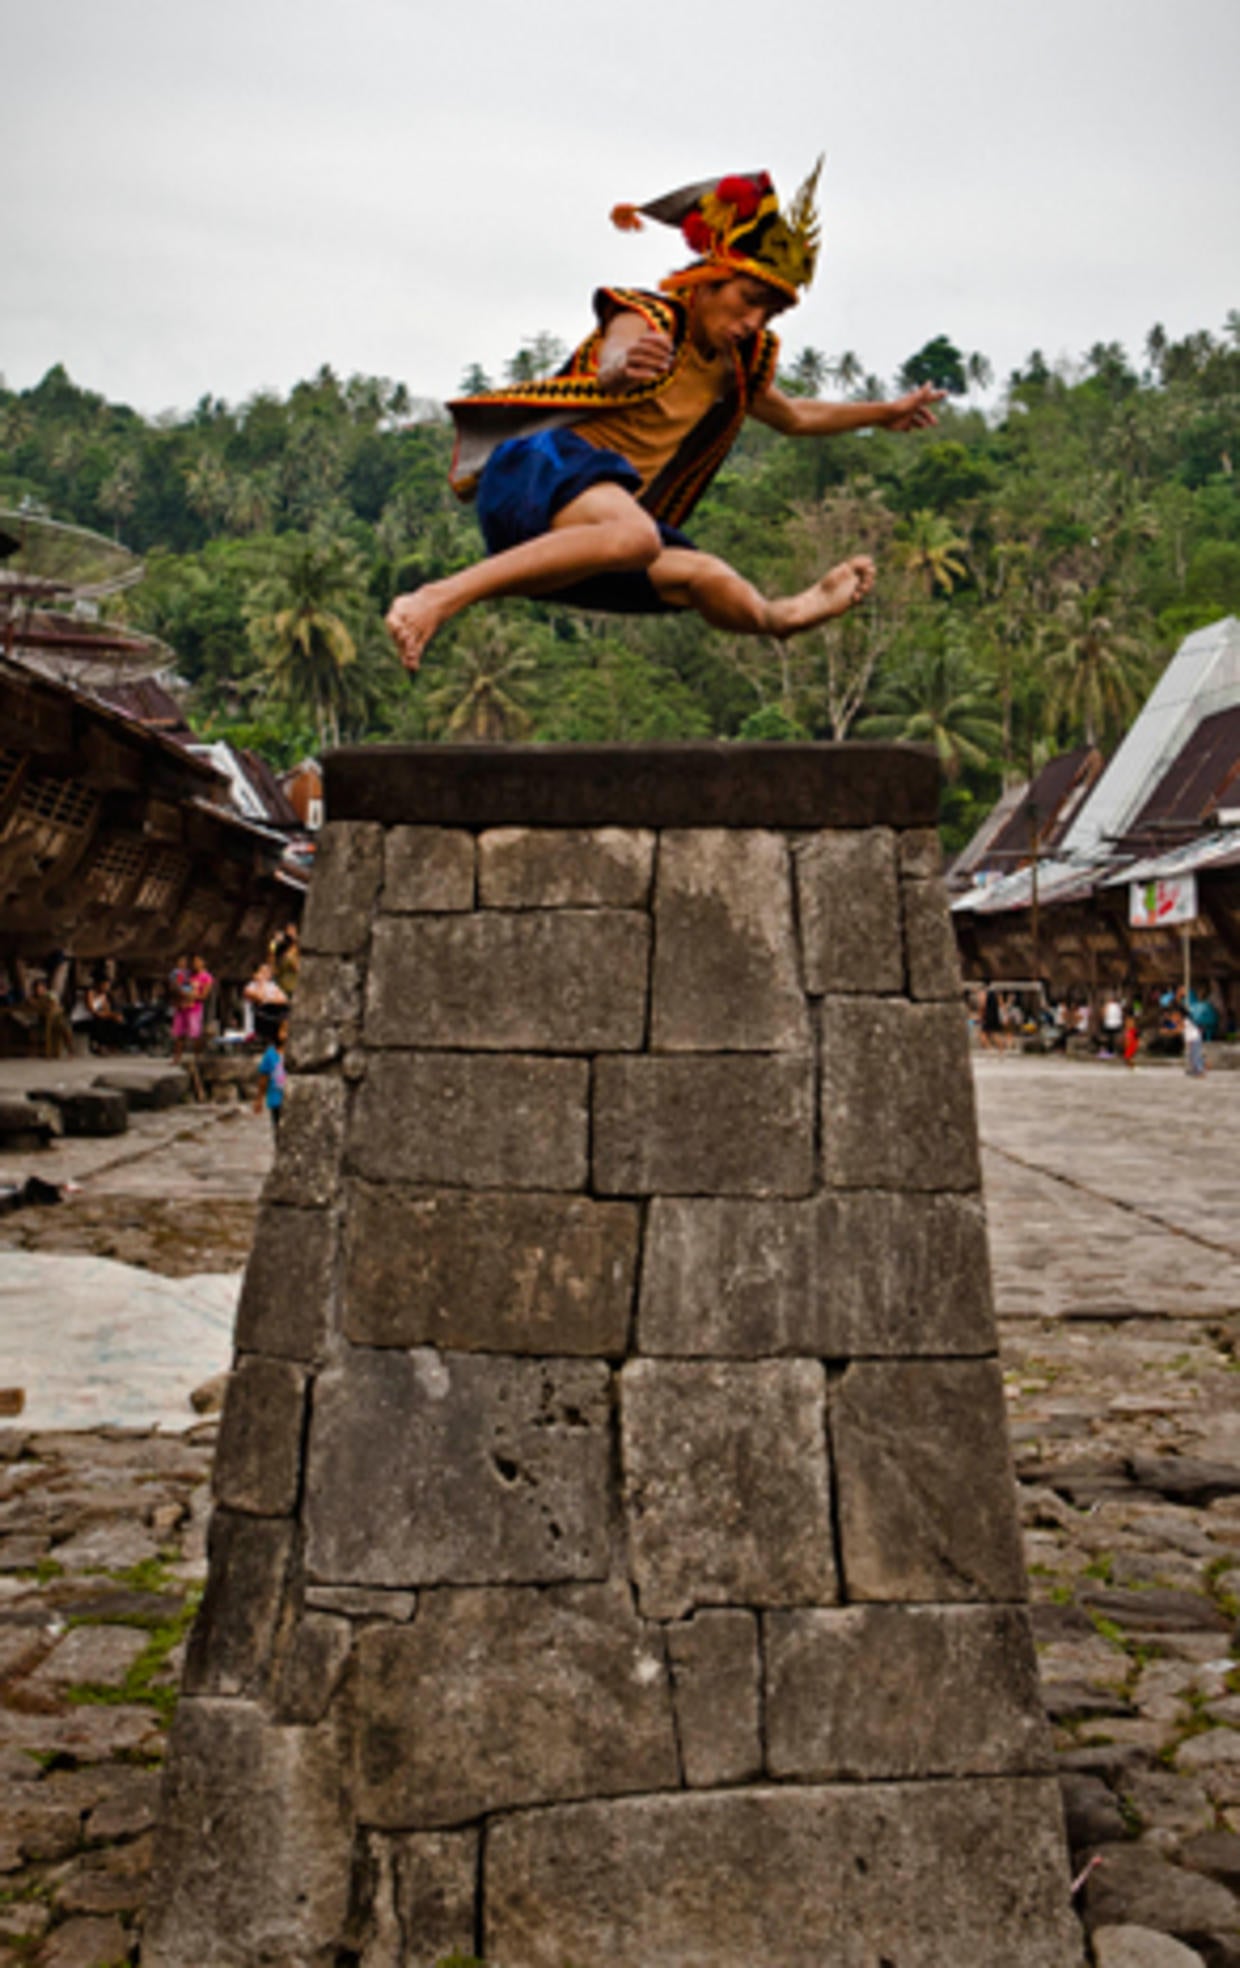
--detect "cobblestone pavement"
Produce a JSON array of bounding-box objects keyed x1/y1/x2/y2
[{"x1": 0, "y1": 1056, "x2": 1239, "y2": 1963}]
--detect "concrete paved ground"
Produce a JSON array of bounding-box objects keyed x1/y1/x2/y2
[
  {"x1": 977, "y1": 1054, "x2": 1240, "y2": 1325},
  {"x1": 0, "y1": 1060, "x2": 271, "y2": 1430}
]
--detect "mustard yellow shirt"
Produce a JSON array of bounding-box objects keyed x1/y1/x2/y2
[{"x1": 576, "y1": 341, "x2": 728, "y2": 493}]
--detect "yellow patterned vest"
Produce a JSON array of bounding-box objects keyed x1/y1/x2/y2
[{"x1": 448, "y1": 287, "x2": 779, "y2": 530}]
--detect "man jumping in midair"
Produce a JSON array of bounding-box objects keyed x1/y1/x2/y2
[{"x1": 386, "y1": 162, "x2": 943, "y2": 672}]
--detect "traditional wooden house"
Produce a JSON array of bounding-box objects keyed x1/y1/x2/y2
[{"x1": 951, "y1": 617, "x2": 1240, "y2": 1017}]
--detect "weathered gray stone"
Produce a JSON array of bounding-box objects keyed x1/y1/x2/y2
[
  {"x1": 264, "y1": 1072, "x2": 346, "y2": 1207},
  {"x1": 821, "y1": 1190, "x2": 993, "y2": 1353},
  {"x1": 831, "y1": 1359, "x2": 1026, "y2": 1602},
  {"x1": 478, "y1": 824, "x2": 654, "y2": 907},
  {"x1": 342, "y1": 1183, "x2": 637, "y2": 1353},
  {"x1": 620, "y1": 1359, "x2": 836, "y2": 1618},
  {"x1": 1120, "y1": 1765, "x2": 1215, "y2": 1843},
  {"x1": 638, "y1": 1190, "x2": 994, "y2": 1357},
  {"x1": 350, "y1": 1829, "x2": 479, "y2": 1968},
  {"x1": 764, "y1": 1603, "x2": 1052, "y2": 1780},
  {"x1": 286, "y1": 953, "x2": 362, "y2": 1070},
  {"x1": 1061, "y1": 1771, "x2": 1132, "y2": 1853},
  {"x1": 382, "y1": 825, "x2": 475, "y2": 912},
  {"x1": 821, "y1": 996, "x2": 981, "y2": 1190},
  {"x1": 31, "y1": 1085, "x2": 128, "y2": 1136},
  {"x1": 53, "y1": 1835, "x2": 153, "y2": 1916},
  {"x1": 40, "y1": 1917, "x2": 131, "y2": 1968},
  {"x1": 651, "y1": 830, "x2": 808, "y2": 1051},
  {"x1": 234, "y1": 1205, "x2": 335, "y2": 1361},
  {"x1": 0, "y1": 1096, "x2": 57, "y2": 1149},
  {"x1": 1093, "y1": 1931, "x2": 1208, "y2": 1968},
  {"x1": 144, "y1": 1698, "x2": 353, "y2": 1968},
  {"x1": 898, "y1": 826, "x2": 942, "y2": 879},
  {"x1": 23, "y1": 1623, "x2": 147, "y2": 1695},
  {"x1": 183, "y1": 1512, "x2": 294, "y2": 1698},
  {"x1": 1080, "y1": 1843, "x2": 1240, "y2": 1940},
  {"x1": 300, "y1": 820, "x2": 384, "y2": 954},
  {"x1": 594, "y1": 1055, "x2": 814, "y2": 1197},
  {"x1": 212, "y1": 1355, "x2": 307, "y2": 1517},
  {"x1": 305, "y1": 1350, "x2": 611, "y2": 1586},
  {"x1": 364, "y1": 910, "x2": 649, "y2": 1050},
  {"x1": 483, "y1": 1781, "x2": 1085, "y2": 1968},
  {"x1": 348, "y1": 1053, "x2": 588, "y2": 1190},
  {"x1": 796, "y1": 828, "x2": 903, "y2": 994},
  {"x1": 1183, "y1": 1831, "x2": 1240, "y2": 1892},
  {"x1": 667, "y1": 1610, "x2": 761, "y2": 1787},
  {"x1": 304, "y1": 1584, "x2": 416, "y2": 1621},
  {"x1": 273, "y1": 1611, "x2": 354, "y2": 1724},
  {"x1": 93, "y1": 1066, "x2": 188, "y2": 1108},
  {"x1": 902, "y1": 876, "x2": 961, "y2": 1000},
  {"x1": 353, "y1": 1583, "x2": 678, "y2": 1827}
]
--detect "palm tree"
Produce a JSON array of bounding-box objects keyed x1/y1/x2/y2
[
  {"x1": 227, "y1": 472, "x2": 276, "y2": 536},
  {"x1": 858, "y1": 629, "x2": 1003, "y2": 782},
  {"x1": 245, "y1": 537, "x2": 364, "y2": 751},
  {"x1": 424, "y1": 626, "x2": 535, "y2": 743},
  {"x1": 966, "y1": 351, "x2": 993, "y2": 395},
  {"x1": 98, "y1": 456, "x2": 140, "y2": 540},
  {"x1": 895, "y1": 510, "x2": 969, "y2": 596},
  {"x1": 1042, "y1": 587, "x2": 1152, "y2": 748},
  {"x1": 830, "y1": 351, "x2": 864, "y2": 395},
  {"x1": 184, "y1": 454, "x2": 232, "y2": 535},
  {"x1": 785, "y1": 348, "x2": 828, "y2": 398}
]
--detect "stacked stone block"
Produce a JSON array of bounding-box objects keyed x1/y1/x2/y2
[{"x1": 148, "y1": 745, "x2": 1082, "y2": 1968}]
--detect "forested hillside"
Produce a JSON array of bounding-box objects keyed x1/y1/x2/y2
[{"x1": 3, "y1": 316, "x2": 1239, "y2": 851}]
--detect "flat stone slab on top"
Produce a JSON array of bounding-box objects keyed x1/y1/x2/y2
[{"x1": 324, "y1": 741, "x2": 939, "y2": 831}]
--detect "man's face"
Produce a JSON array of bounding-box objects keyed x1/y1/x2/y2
[{"x1": 690, "y1": 276, "x2": 787, "y2": 354}]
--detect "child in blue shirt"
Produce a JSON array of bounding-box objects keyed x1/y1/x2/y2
[{"x1": 255, "y1": 1020, "x2": 287, "y2": 1133}]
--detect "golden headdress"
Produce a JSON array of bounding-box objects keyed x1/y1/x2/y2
[{"x1": 611, "y1": 160, "x2": 822, "y2": 305}]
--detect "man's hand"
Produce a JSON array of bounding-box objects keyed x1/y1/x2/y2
[
  {"x1": 882, "y1": 383, "x2": 945, "y2": 431},
  {"x1": 598, "y1": 328, "x2": 674, "y2": 391}
]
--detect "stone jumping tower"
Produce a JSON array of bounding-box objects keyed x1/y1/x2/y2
[{"x1": 147, "y1": 743, "x2": 1083, "y2": 1968}]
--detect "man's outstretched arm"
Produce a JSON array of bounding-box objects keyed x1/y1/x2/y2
[{"x1": 750, "y1": 380, "x2": 945, "y2": 436}]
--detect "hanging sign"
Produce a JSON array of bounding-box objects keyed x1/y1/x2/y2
[{"x1": 1129, "y1": 874, "x2": 1198, "y2": 929}]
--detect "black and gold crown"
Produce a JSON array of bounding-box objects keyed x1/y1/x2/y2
[{"x1": 611, "y1": 160, "x2": 822, "y2": 304}]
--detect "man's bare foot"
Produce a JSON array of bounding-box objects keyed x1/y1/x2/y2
[
  {"x1": 385, "y1": 587, "x2": 447, "y2": 672},
  {"x1": 767, "y1": 555, "x2": 876, "y2": 638}
]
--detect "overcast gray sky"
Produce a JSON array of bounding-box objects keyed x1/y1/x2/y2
[{"x1": 5, "y1": 0, "x2": 1239, "y2": 415}]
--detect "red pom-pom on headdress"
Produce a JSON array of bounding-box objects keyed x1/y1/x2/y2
[
  {"x1": 715, "y1": 174, "x2": 764, "y2": 221},
  {"x1": 682, "y1": 211, "x2": 714, "y2": 255}
]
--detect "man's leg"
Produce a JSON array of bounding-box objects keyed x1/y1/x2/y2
[
  {"x1": 647, "y1": 548, "x2": 875, "y2": 637},
  {"x1": 386, "y1": 485, "x2": 662, "y2": 670}
]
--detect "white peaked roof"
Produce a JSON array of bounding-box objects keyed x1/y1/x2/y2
[
  {"x1": 187, "y1": 741, "x2": 275, "y2": 827},
  {"x1": 1060, "y1": 616, "x2": 1240, "y2": 855}
]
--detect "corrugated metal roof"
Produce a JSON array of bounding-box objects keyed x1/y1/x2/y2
[
  {"x1": 980, "y1": 747, "x2": 1101, "y2": 865},
  {"x1": 1123, "y1": 702, "x2": 1240, "y2": 841},
  {"x1": 1103, "y1": 831, "x2": 1240, "y2": 884},
  {"x1": 95, "y1": 676, "x2": 194, "y2": 736},
  {"x1": 1061, "y1": 615, "x2": 1240, "y2": 855},
  {"x1": 237, "y1": 749, "x2": 302, "y2": 829},
  {"x1": 952, "y1": 855, "x2": 1124, "y2": 916}
]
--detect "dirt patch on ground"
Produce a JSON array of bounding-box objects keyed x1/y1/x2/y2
[{"x1": 0, "y1": 1196, "x2": 260, "y2": 1275}]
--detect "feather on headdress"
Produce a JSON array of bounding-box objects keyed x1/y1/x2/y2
[{"x1": 610, "y1": 160, "x2": 822, "y2": 304}]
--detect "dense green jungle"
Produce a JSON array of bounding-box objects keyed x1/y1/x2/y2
[{"x1": 3, "y1": 315, "x2": 1239, "y2": 852}]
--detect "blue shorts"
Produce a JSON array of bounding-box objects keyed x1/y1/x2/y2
[{"x1": 475, "y1": 428, "x2": 695, "y2": 615}]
